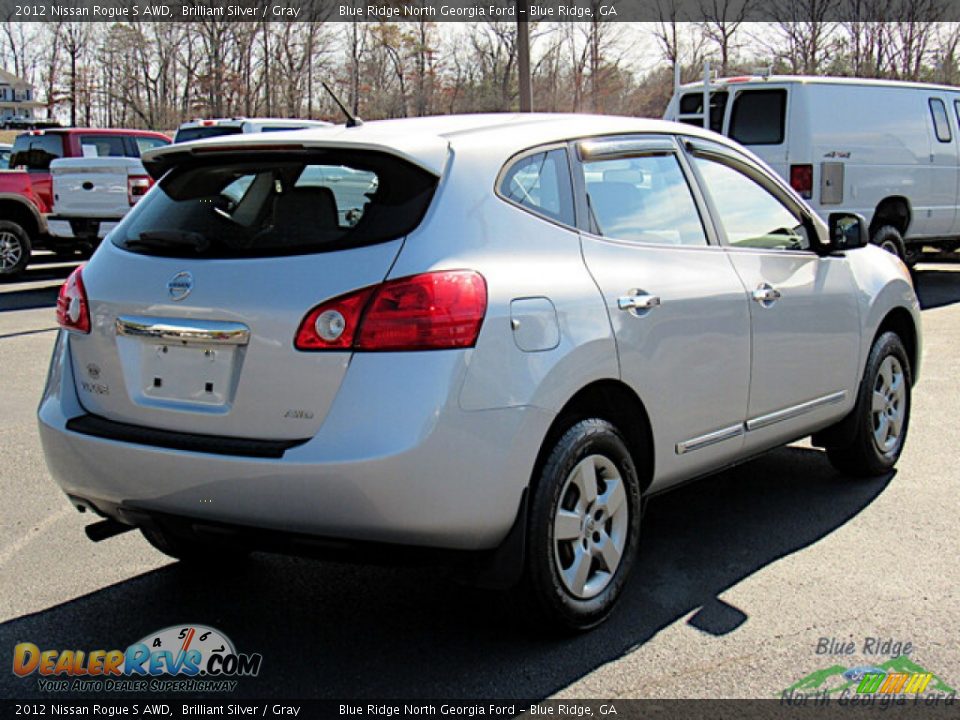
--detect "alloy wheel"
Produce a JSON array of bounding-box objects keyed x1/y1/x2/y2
[
  {"x1": 552, "y1": 454, "x2": 629, "y2": 599},
  {"x1": 872, "y1": 355, "x2": 906, "y2": 456},
  {"x1": 0, "y1": 231, "x2": 23, "y2": 272}
]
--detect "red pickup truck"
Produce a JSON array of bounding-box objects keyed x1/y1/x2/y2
[{"x1": 0, "y1": 128, "x2": 169, "y2": 279}]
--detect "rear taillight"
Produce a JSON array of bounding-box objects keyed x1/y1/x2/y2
[
  {"x1": 128, "y1": 175, "x2": 152, "y2": 206},
  {"x1": 295, "y1": 271, "x2": 487, "y2": 352},
  {"x1": 56, "y1": 266, "x2": 90, "y2": 334},
  {"x1": 790, "y1": 164, "x2": 813, "y2": 199}
]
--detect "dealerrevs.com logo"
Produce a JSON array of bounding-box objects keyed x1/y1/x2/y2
[{"x1": 12, "y1": 624, "x2": 262, "y2": 693}]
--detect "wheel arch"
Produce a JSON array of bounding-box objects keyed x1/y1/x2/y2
[
  {"x1": 530, "y1": 379, "x2": 655, "y2": 497},
  {"x1": 0, "y1": 195, "x2": 44, "y2": 238},
  {"x1": 874, "y1": 306, "x2": 919, "y2": 385},
  {"x1": 870, "y1": 196, "x2": 911, "y2": 238}
]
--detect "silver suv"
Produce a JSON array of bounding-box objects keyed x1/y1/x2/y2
[{"x1": 39, "y1": 115, "x2": 921, "y2": 630}]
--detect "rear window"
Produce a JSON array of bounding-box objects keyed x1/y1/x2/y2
[
  {"x1": 134, "y1": 136, "x2": 170, "y2": 155},
  {"x1": 174, "y1": 126, "x2": 243, "y2": 143},
  {"x1": 10, "y1": 133, "x2": 64, "y2": 170},
  {"x1": 113, "y1": 151, "x2": 437, "y2": 259},
  {"x1": 729, "y1": 89, "x2": 787, "y2": 145},
  {"x1": 78, "y1": 135, "x2": 130, "y2": 158}
]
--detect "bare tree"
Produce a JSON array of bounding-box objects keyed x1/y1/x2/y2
[
  {"x1": 700, "y1": 0, "x2": 755, "y2": 74},
  {"x1": 759, "y1": 0, "x2": 840, "y2": 74}
]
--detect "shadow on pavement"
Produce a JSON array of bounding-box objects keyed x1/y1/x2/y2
[
  {"x1": 0, "y1": 446, "x2": 892, "y2": 700},
  {"x1": 915, "y1": 264, "x2": 960, "y2": 310},
  {"x1": 0, "y1": 261, "x2": 77, "y2": 312}
]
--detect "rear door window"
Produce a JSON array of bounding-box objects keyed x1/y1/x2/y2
[
  {"x1": 729, "y1": 89, "x2": 787, "y2": 145},
  {"x1": 113, "y1": 151, "x2": 437, "y2": 258},
  {"x1": 78, "y1": 135, "x2": 129, "y2": 158},
  {"x1": 582, "y1": 154, "x2": 708, "y2": 246},
  {"x1": 10, "y1": 133, "x2": 64, "y2": 170},
  {"x1": 929, "y1": 98, "x2": 952, "y2": 142}
]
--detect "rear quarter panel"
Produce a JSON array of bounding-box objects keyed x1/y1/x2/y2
[{"x1": 388, "y1": 139, "x2": 618, "y2": 415}]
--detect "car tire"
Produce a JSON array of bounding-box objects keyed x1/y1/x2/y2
[
  {"x1": 0, "y1": 220, "x2": 32, "y2": 280},
  {"x1": 523, "y1": 418, "x2": 642, "y2": 631},
  {"x1": 871, "y1": 225, "x2": 907, "y2": 263},
  {"x1": 141, "y1": 527, "x2": 249, "y2": 565},
  {"x1": 826, "y1": 332, "x2": 912, "y2": 478}
]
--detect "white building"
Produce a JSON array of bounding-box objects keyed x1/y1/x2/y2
[{"x1": 0, "y1": 68, "x2": 44, "y2": 124}]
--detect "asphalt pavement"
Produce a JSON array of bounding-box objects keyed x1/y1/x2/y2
[{"x1": 1, "y1": 255, "x2": 958, "y2": 700}]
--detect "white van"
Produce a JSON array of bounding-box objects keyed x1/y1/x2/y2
[
  {"x1": 173, "y1": 117, "x2": 332, "y2": 143},
  {"x1": 664, "y1": 75, "x2": 960, "y2": 263}
]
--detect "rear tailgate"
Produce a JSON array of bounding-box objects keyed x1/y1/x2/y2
[
  {"x1": 67, "y1": 144, "x2": 441, "y2": 442},
  {"x1": 52, "y1": 157, "x2": 143, "y2": 218}
]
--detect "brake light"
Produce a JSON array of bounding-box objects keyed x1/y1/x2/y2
[
  {"x1": 56, "y1": 266, "x2": 90, "y2": 333},
  {"x1": 790, "y1": 164, "x2": 813, "y2": 199},
  {"x1": 127, "y1": 175, "x2": 152, "y2": 205},
  {"x1": 295, "y1": 271, "x2": 487, "y2": 352}
]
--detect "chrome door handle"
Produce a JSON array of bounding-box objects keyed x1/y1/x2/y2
[
  {"x1": 617, "y1": 294, "x2": 661, "y2": 312},
  {"x1": 751, "y1": 283, "x2": 782, "y2": 306}
]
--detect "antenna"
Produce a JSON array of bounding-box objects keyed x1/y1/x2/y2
[{"x1": 321, "y1": 81, "x2": 363, "y2": 128}]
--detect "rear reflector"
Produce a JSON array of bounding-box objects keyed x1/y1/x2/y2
[
  {"x1": 295, "y1": 271, "x2": 487, "y2": 352},
  {"x1": 56, "y1": 266, "x2": 91, "y2": 334},
  {"x1": 790, "y1": 164, "x2": 813, "y2": 199}
]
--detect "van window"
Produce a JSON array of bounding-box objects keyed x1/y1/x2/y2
[
  {"x1": 678, "y1": 91, "x2": 727, "y2": 133},
  {"x1": 113, "y1": 151, "x2": 437, "y2": 259},
  {"x1": 582, "y1": 154, "x2": 708, "y2": 246},
  {"x1": 498, "y1": 148, "x2": 575, "y2": 226},
  {"x1": 729, "y1": 90, "x2": 787, "y2": 145},
  {"x1": 929, "y1": 98, "x2": 952, "y2": 143},
  {"x1": 9, "y1": 133, "x2": 64, "y2": 170}
]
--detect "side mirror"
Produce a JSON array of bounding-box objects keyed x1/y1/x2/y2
[{"x1": 828, "y1": 212, "x2": 869, "y2": 251}]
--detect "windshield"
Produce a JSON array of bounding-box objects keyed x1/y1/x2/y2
[{"x1": 113, "y1": 151, "x2": 437, "y2": 259}]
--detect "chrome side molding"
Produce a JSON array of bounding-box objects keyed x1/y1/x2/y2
[
  {"x1": 676, "y1": 391, "x2": 848, "y2": 455},
  {"x1": 676, "y1": 423, "x2": 744, "y2": 455},
  {"x1": 745, "y1": 391, "x2": 847, "y2": 432},
  {"x1": 116, "y1": 316, "x2": 251, "y2": 346}
]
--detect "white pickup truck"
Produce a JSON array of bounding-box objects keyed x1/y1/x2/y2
[{"x1": 46, "y1": 157, "x2": 151, "y2": 247}]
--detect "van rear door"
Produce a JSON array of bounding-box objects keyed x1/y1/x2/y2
[{"x1": 725, "y1": 87, "x2": 790, "y2": 179}]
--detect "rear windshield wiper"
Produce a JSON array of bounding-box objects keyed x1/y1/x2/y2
[{"x1": 126, "y1": 230, "x2": 210, "y2": 253}]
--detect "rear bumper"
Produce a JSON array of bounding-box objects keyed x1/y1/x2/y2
[
  {"x1": 38, "y1": 331, "x2": 552, "y2": 551},
  {"x1": 47, "y1": 217, "x2": 119, "y2": 240}
]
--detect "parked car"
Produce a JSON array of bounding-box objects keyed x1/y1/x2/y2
[
  {"x1": 39, "y1": 114, "x2": 920, "y2": 630},
  {"x1": 664, "y1": 74, "x2": 960, "y2": 264},
  {"x1": 173, "y1": 117, "x2": 332, "y2": 143},
  {"x1": 47, "y1": 157, "x2": 152, "y2": 246},
  {"x1": 0, "y1": 128, "x2": 170, "y2": 279}
]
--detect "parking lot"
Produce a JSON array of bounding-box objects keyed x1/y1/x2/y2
[{"x1": 1, "y1": 254, "x2": 958, "y2": 700}]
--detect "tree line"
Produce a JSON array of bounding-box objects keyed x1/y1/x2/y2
[{"x1": 3, "y1": 10, "x2": 960, "y2": 130}]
